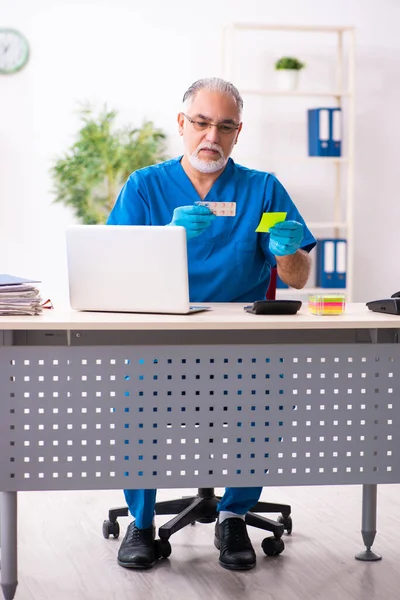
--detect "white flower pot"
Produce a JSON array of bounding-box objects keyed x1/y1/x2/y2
[{"x1": 276, "y1": 69, "x2": 300, "y2": 92}]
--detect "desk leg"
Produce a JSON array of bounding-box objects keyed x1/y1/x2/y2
[
  {"x1": 355, "y1": 484, "x2": 382, "y2": 561},
  {"x1": 0, "y1": 493, "x2": 18, "y2": 600},
  {"x1": 0, "y1": 332, "x2": 13, "y2": 576}
]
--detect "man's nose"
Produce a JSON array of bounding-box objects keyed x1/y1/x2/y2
[{"x1": 205, "y1": 124, "x2": 220, "y2": 143}]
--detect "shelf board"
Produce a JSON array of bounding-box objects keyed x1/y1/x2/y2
[
  {"x1": 236, "y1": 155, "x2": 349, "y2": 164},
  {"x1": 307, "y1": 222, "x2": 348, "y2": 230},
  {"x1": 241, "y1": 89, "x2": 351, "y2": 98},
  {"x1": 277, "y1": 287, "x2": 347, "y2": 296},
  {"x1": 282, "y1": 156, "x2": 348, "y2": 163},
  {"x1": 228, "y1": 24, "x2": 355, "y2": 33}
]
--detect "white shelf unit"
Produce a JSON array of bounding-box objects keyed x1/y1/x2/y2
[{"x1": 221, "y1": 23, "x2": 356, "y2": 300}]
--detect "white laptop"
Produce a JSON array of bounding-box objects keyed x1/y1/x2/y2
[{"x1": 65, "y1": 225, "x2": 210, "y2": 314}]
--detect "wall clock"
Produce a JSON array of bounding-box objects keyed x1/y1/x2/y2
[{"x1": 0, "y1": 28, "x2": 29, "y2": 74}]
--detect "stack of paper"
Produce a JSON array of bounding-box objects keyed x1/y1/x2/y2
[{"x1": 0, "y1": 275, "x2": 43, "y2": 316}]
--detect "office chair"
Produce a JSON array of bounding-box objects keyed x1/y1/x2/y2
[{"x1": 103, "y1": 267, "x2": 292, "y2": 559}]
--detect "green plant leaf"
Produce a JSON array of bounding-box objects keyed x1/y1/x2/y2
[{"x1": 275, "y1": 56, "x2": 305, "y2": 70}]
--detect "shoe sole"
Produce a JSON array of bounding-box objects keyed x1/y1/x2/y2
[
  {"x1": 117, "y1": 559, "x2": 155, "y2": 569},
  {"x1": 214, "y1": 536, "x2": 256, "y2": 571},
  {"x1": 218, "y1": 560, "x2": 256, "y2": 571}
]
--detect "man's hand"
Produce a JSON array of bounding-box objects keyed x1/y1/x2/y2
[
  {"x1": 168, "y1": 205, "x2": 216, "y2": 239},
  {"x1": 269, "y1": 220, "x2": 304, "y2": 256}
]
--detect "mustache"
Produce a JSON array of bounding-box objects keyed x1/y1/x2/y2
[{"x1": 195, "y1": 142, "x2": 223, "y2": 156}]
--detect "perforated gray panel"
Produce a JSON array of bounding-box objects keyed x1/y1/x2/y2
[{"x1": 0, "y1": 344, "x2": 399, "y2": 492}]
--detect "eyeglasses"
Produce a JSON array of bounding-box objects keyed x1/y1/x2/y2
[{"x1": 182, "y1": 113, "x2": 240, "y2": 135}]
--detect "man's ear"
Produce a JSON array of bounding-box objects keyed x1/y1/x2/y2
[
  {"x1": 177, "y1": 112, "x2": 185, "y2": 136},
  {"x1": 235, "y1": 122, "x2": 243, "y2": 144}
]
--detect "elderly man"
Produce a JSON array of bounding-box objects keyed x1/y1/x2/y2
[{"x1": 107, "y1": 77, "x2": 316, "y2": 571}]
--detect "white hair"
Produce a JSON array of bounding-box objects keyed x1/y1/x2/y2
[{"x1": 182, "y1": 77, "x2": 243, "y2": 117}]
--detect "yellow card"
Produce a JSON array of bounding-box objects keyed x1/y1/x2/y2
[{"x1": 255, "y1": 212, "x2": 287, "y2": 233}]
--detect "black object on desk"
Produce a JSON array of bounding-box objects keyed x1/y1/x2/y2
[
  {"x1": 244, "y1": 300, "x2": 302, "y2": 315},
  {"x1": 366, "y1": 296, "x2": 400, "y2": 315}
]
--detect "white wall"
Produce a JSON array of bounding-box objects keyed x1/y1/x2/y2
[{"x1": 1, "y1": 0, "x2": 399, "y2": 305}]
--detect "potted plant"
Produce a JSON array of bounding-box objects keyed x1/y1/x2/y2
[
  {"x1": 275, "y1": 56, "x2": 305, "y2": 92},
  {"x1": 51, "y1": 105, "x2": 167, "y2": 224}
]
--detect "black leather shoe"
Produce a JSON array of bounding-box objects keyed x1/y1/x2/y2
[
  {"x1": 117, "y1": 522, "x2": 156, "y2": 569},
  {"x1": 214, "y1": 518, "x2": 256, "y2": 571}
]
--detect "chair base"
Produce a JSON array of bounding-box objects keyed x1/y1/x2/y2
[{"x1": 104, "y1": 488, "x2": 291, "y2": 545}]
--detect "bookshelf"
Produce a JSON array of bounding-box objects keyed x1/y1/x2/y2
[{"x1": 221, "y1": 23, "x2": 356, "y2": 300}]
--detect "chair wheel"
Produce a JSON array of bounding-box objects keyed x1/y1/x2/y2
[
  {"x1": 102, "y1": 519, "x2": 120, "y2": 539},
  {"x1": 262, "y1": 536, "x2": 285, "y2": 556},
  {"x1": 154, "y1": 539, "x2": 172, "y2": 559},
  {"x1": 278, "y1": 514, "x2": 293, "y2": 534}
]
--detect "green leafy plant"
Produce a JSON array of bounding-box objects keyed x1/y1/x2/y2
[
  {"x1": 275, "y1": 57, "x2": 305, "y2": 70},
  {"x1": 51, "y1": 105, "x2": 167, "y2": 224}
]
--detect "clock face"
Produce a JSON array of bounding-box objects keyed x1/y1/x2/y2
[{"x1": 0, "y1": 28, "x2": 29, "y2": 74}]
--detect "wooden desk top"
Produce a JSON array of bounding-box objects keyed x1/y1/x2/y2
[{"x1": 0, "y1": 303, "x2": 399, "y2": 331}]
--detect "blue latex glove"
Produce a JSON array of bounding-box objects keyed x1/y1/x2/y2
[
  {"x1": 269, "y1": 220, "x2": 304, "y2": 256},
  {"x1": 168, "y1": 205, "x2": 216, "y2": 239}
]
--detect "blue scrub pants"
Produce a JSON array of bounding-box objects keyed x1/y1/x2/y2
[{"x1": 124, "y1": 487, "x2": 263, "y2": 528}]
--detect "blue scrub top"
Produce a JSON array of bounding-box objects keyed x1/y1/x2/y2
[{"x1": 107, "y1": 157, "x2": 317, "y2": 302}]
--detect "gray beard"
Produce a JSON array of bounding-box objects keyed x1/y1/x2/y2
[{"x1": 188, "y1": 148, "x2": 227, "y2": 174}]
